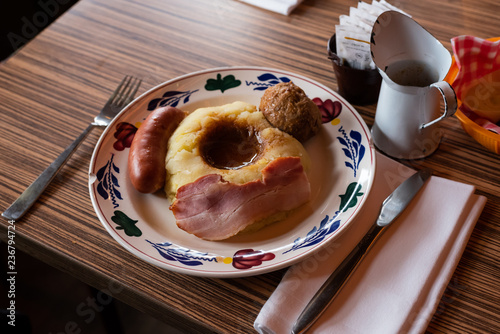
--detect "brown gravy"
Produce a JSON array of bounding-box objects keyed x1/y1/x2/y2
[{"x1": 200, "y1": 121, "x2": 262, "y2": 170}]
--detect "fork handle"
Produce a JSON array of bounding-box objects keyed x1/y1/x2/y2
[{"x1": 2, "y1": 124, "x2": 96, "y2": 220}]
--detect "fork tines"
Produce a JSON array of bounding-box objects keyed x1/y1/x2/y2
[{"x1": 108, "y1": 75, "x2": 142, "y2": 107}]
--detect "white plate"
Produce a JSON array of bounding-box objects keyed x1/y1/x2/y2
[{"x1": 88, "y1": 67, "x2": 376, "y2": 277}]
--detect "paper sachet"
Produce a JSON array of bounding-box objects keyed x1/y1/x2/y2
[
  {"x1": 335, "y1": 25, "x2": 373, "y2": 70},
  {"x1": 335, "y1": 1, "x2": 410, "y2": 70}
]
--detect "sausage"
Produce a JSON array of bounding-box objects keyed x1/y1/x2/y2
[{"x1": 128, "y1": 106, "x2": 186, "y2": 193}]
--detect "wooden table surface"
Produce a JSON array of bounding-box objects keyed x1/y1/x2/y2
[{"x1": 1, "y1": 0, "x2": 499, "y2": 333}]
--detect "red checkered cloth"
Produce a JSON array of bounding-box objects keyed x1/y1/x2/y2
[
  {"x1": 451, "y1": 35, "x2": 500, "y2": 134},
  {"x1": 451, "y1": 35, "x2": 500, "y2": 97}
]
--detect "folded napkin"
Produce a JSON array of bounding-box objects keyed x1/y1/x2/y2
[
  {"x1": 254, "y1": 152, "x2": 486, "y2": 334},
  {"x1": 238, "y1": 0, "x2": 303, "y2": 15}
]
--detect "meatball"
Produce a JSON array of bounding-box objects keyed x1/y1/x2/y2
[{"x1": 259, "y1": 82, "x2": 322, "y2": 142}]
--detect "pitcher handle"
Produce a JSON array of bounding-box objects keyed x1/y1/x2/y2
[{"x1": 421, "y1": 81, "x2": 458, "y2": 129}]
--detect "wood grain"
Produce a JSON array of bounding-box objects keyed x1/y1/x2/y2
[{"x1": 1, "y1": 0, "x2": 499, "y2": 333}]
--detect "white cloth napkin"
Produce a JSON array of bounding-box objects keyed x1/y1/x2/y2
[
  {"x1": 254, "y1": 152, "x2": 486, "y2": 334},
  {"x1": 238, "y1": 0, "x2": 304, "y2": 15}
]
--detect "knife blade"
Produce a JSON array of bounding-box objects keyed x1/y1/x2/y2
[{"x1": 291, "y1": 168, "x2": 432, "y2": 334}]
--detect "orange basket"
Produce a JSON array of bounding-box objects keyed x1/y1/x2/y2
[{"x1": 444, "y1": 37, "x2": 500, "y2": 154}]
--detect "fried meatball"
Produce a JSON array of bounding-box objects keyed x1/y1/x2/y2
[{"x1": 259, "y1": 82, "x2": 322, "y2": 142}]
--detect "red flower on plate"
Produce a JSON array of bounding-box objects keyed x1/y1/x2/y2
[
  {"x1": 113, "y1": 122, "x2": 137, "y2": 151},
  {"x1": 313, "y1": 97, "x2": 342, "y2": 123},
  {"x1": 232, "y1": 249, "x2": 276, "y2": 270}
]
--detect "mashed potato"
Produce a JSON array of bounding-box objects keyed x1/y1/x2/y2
[{"x1": 165, "y1": 101, "x2": 310, "y2": 201}]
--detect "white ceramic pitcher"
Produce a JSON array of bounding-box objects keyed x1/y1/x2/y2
[{"x1": 370, "y1": 11, "x2": 457, "y2": 159}]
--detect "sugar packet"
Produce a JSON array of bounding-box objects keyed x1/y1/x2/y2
[
  {"x1": 335, "y1": 25, "x2": 373, "y2": 70},
  {"x1": 373, "y1": 0, "x2": 411, "y2": 15},
  {"x1": 338, "y1": 14, "x2": 371, "y2": 33},
  {"x1": 349, "y1": 5, "x2": 378, "y2": 27},
  {"x1": 335, "y1": 1, "x2": 410, "y2": 70}
]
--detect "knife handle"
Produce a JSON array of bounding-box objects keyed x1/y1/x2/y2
[{"x1": 292, "y1": 223, "x2": 384, "y2": 334}]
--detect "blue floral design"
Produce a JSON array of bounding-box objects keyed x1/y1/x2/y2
[
  {"x1": 338, "y1": 126, "x2": 365, "y2": 177},
  {"x1": 245, "y1": 73, "x2": 291, "y2": 90},
  {"x1": 147, "y1": 89, "x2": 199, "y2": 110},
  {"x1": 282, "y1": 179, "x2": 364, "y2": 254},
  {"x1": 96, "y1": 154, "x2": 122, "y2": 208},
  {"x1": 283, "y1": 216, "x2": 340, "y2": 254},
  {"x1": 147, "y1": 241, "x2": 217, "y2": 267}
]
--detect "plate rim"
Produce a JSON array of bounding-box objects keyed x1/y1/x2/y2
[{"x1": 88, "y1": 66, "x2": 377, "y2": 277}]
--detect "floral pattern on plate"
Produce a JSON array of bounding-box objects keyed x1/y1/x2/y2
[{"x1": 89, "y1": 67, "x2": 375, "y2": 278}]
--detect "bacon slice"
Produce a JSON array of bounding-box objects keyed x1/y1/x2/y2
[{"x1": 170, "y1": 157, "x2": 311, "y2": 240}]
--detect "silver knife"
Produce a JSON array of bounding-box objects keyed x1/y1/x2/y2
[{"x1": 292, "y1": 168, "x2": 432, "y2": 334}]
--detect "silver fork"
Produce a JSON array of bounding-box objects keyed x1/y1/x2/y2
[{"x1": 2, "y1": 76, "x2": 142, "y2": 220}]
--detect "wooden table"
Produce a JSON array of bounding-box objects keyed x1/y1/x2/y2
[{"x1": 1, "y1": 0, "x2": 499, "y2": 332}]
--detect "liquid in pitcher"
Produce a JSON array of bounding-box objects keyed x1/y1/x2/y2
[{"x1": 385, "y1": 59, "x2": 439, "y2": 87}]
